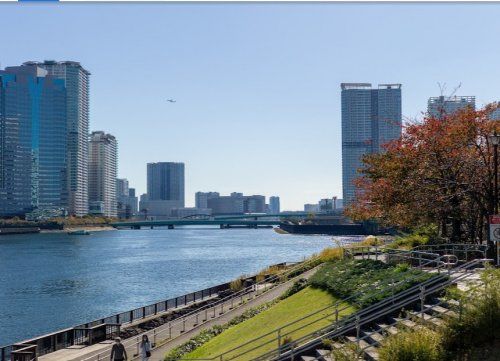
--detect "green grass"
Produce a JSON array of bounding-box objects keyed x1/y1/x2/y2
[{"x1": 184, "y1": 287, "x2": 354, "y2": 360}]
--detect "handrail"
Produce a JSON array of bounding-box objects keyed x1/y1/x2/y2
[
  {"x1": 79, "y1": 255, "x2": 322, "y2": 361},
  {"x1": 179, "y1": 249, "x2": 456, "y2": 361},
  {"x1": 269, "y1": 258, "x2": 490, "y2": 361}
]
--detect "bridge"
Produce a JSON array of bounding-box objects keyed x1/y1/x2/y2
[{"x1": 110, "y1": 212, "x2": 327, "y2": 229}]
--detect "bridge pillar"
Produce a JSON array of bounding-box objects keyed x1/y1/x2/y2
[{"x1": 168, "y1": 225, "x2": 174, "y2": 229}]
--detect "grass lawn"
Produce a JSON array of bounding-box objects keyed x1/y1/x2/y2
[{"x1": 184, "y1": 287, "x2": 354, "y2": 360}]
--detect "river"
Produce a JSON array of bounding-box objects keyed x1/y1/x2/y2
[{"x1": 0, "y1": 227, "x2": 361, "y2": 346}]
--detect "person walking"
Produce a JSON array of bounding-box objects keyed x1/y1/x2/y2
[
  {"x1": 110, "y1": 337, "x2": 128, "y2": 361},
  {"x1": 140, "y1": 335, "x2": 151, "y2": 361}
]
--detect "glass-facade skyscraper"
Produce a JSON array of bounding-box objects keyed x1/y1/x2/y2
[
  {"x1": 0, "y1": 64, "x2": 67, "y2": 216},
  {"x1": 147, "y1": 162, "x2": 185, "y2": 205},
  {"x1": 34, "y1": 60, "x2": 90, "y2": 216},
  {"x1": 341, "y1": 83, "x2": 402, "y2": 204}
]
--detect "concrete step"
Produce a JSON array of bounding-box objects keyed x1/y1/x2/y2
[
  {"x1": 345, "y1": 337, "x2": 376, "y2": 360},
  {"x1": 426, "y1": 304, "x2": 457, "y2": 318},
  {"x1": 391, "y1": 317, "x2": 417, "y2": 329},
  {"x1": 301, "y1": 356, "x2": 317, "y2": 361},
  {"x1": 362, "y1": 330, "x2": 385, "y2": 346},
  {"x1": 409, "y1": 311, "x2": 444, "y2": 328},
  {"x1": 376, "y1": 323, "x2": 398, "y2": 336},
  {"x1": 316, "y1": 348, "x2": 333, "y2": 361}
]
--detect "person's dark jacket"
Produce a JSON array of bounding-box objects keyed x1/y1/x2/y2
[{"x1": 110, "y1": 343, "x2": 128, "y2": 360}]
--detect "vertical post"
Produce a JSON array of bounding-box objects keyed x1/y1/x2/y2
[
  {"x1": 356, "y1": 315, "x2": 361, "y2": 347},
  {"x1": 136, "y1": 336, "x2": 140, "y2": 356},
  {"x1": 335, "y1": 308, "x2": 339, "y2": 323},
  {"x1": 420, "y1": 285, "x2": 425, "y2": 318},
  {"x1": 391, "y1": 278, "x2": 395, "y2": 304},
  {"x1": 205, "y1": 308, "x2": 208, "y2": 321},
  {"x1": 495, "y1": 141, "x2": 498, "y2": 215},
  {"x1": 153, "y1": 329, "x2": 157, "y2": 345},
  {"x1": 277, "y1": 328, "x2": 282, "y2": 355},
  {"x1": 182, "y1": 318, "x2": 186, "y2": 332},
  {"x1": 169, "y1": 322, "x2": 172, "y2": 339}
]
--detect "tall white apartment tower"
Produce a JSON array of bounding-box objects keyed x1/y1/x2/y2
[{"x1": 89, "y1": 131, "x2": 117, "y2": 217}]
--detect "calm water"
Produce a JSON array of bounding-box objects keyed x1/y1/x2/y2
[{"x1": 0, "y1": 227, "x2": 360, "y2": 346}]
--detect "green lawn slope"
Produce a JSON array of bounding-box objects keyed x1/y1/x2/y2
[{"x1": 184, "y1": 286, "x2": 354, "y2": 360}]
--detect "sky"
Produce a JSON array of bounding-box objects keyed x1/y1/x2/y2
[{"x1": 2, "y1": 3, "x2": 500, "y2": 210}]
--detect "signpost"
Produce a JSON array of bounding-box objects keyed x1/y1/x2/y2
[{"x1": 489, "y1": 215, "x2": 500, "y2": 265}]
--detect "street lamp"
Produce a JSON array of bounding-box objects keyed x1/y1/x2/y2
[{"x1": 490, "y1": 131, "x2": 500, "y2": 214}]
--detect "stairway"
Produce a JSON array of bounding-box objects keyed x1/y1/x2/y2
[{"x1": 298, "y1": 296, "x2": 459, "y2": 361}]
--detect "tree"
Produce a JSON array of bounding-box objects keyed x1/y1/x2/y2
[{"x1": 346, "y1": 103, "x2": 500, "y2": 243}]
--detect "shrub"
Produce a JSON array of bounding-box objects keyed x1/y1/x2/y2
[
  {"x1": 229, "y1": 278, "x2": 244, "y2": 292},
  {"x1": 309, "y1": 259, "x2": 433, "y2": 307},
  {"x1": 389, "y1": 224, "x2": 441, "y2": 250},
  {"x1": 441, "y1": 266, "x2": 500, "y2": 355},
  {"x1": 318, "y1": 247, "x2": 344, "y2": 262},
  {"x1": 280, "y1": 278, "x2": 308, "y2": 300},
  {"x1": 379, "y1": 327, "x2": 444, "y2": 361}
]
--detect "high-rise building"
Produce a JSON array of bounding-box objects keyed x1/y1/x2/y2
[
  {"x1": 427, "y1": 95, "x2": 475, "y2": 119},
  {"x1": 115, "y1": 179, "x2": 138, "y2": 219},
  {"x1": 88, "y1": 131, "x2": 117, "y2": 217},
  {"x1": 269, "y1": 196, "x2": 280, "y2": 214},
  {"x1": 33, "y1": 60, "x2": 90, "y2": 216},
  {"x1": 195, "y1": 191, "x2": 220, "y2": 209},
  {"x1": 147, "y1": 162, "x2": 185, "y2": 205},
  {"x1": 341, "y1": 83, "x2": 402, "y2": 204},
  {"x1": 0, "y1": 64, "x2": 68, "y2": 216},
  {"x1": 206, "y1": 193, "x2": 266, "y2": 215}
]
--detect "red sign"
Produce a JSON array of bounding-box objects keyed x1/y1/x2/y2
[{"x1": 490, "y1": 215, "x2": 500, "y2": 224}]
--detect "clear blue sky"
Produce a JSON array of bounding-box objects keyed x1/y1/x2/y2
[{"x1": 3, "y1": 3, "x2": 500, "y2": 210}]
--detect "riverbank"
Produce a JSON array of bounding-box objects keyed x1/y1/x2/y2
[{"x1": 40, "y1": 225, "x2": 116, "y2": 233}]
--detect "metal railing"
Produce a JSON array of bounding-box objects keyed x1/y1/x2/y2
[
  {"x1": 270, "y1": 258, "x2": 490, "y2": 361},
  {"x1": 412, "y1": 243, "x2": 488, "y2": 262},
  {"x1": 179, "y1": 249, "x2": 456, "y2": 361},
  {"x1": 77, "y1": 257, "x2": 322, "y2": 361}
]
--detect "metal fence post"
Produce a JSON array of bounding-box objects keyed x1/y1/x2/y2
[
  {"x1": 153, "y1": 329, "x2": 157, "y2": 344},
  {"x1": 136, "y1": 336, "x2": 140, "y2": 356},
  {"x1": 356, "y1": 315, "x2": 361, "y2": 347},
  {"x1": 335, "y1": 308, "x2": 339, "y2": 323},
  {"x1": 420, "y1": 285, "x2": 425, "y2": 318},
  {"x1": 169, "y1": 322, "x2": 172, "y2": 339},
  {"x1": 277, "y1": 329, "x2": 282, "y2": 354}
]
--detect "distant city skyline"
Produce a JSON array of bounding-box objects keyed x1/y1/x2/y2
[{"x1": 3, "y1": 4, "x2": 500, "y2": 210}]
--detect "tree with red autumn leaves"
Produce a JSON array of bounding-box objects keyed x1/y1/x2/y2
[{"x1": 345, "y1": 103, "x2": 500, "y2": 243}]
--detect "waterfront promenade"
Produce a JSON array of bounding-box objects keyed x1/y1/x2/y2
[{"x1": 39, "y1": 267, "x2": 318, "y2": 361}]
